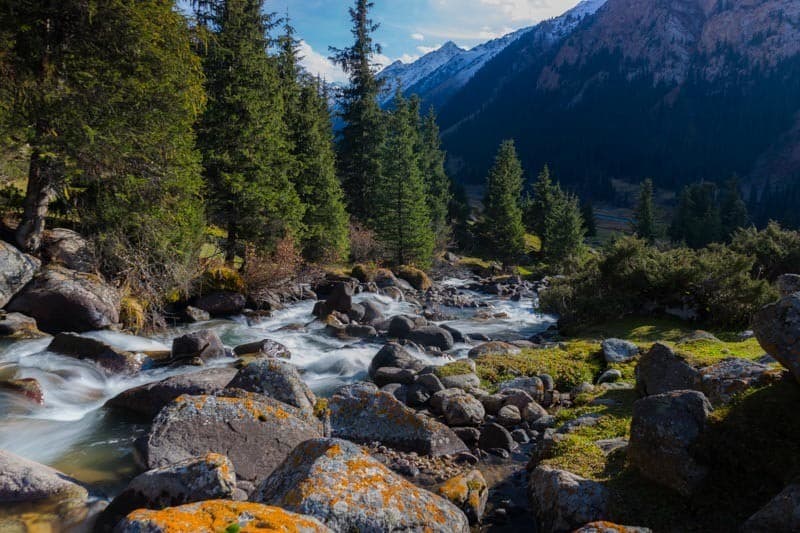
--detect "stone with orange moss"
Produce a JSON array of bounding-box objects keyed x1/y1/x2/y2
[
  {"x1": 95, "y1": 453, "x2": 236, "y2": 532},
  {"x1": 436, "y1": 469, "x2": 488, "y2": 524},
  {"x1": 144, "y1": 393, "x2": 322, "y2": 491},
  {"x1": 226, "y1": 359, "x2": 317, "y2": 419},
  {"x1": 253, "y1": 438, "x2": 470, "y2": 533},
  {"x1": 115, "y1": 500, "x2": 332, "y2": 532},
  {"x1": 329, "y1": 382, "x2": 468, "y2": 456},
  {"x1": 574, "y1": 522, "x2": 652, "y2": 533}
]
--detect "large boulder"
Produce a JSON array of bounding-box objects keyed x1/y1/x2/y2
[
  {"x1": 144, "y1": 393, "x2": 322, "y2": 487},
  {"x1": 742, "y1": 482, "x2": 800, "y2": 533},
  {"x1": 528, "y1": 465, "x2": 610, "y2": 533},
  {"x1": 6, "y1": 265, "x2": 119, "y2": 334},
  {"x1": 0, "y1": 240, "x2": 40, "y2": 308},
  {"x1": 0, "y1": 449, "x2": 88, "y2": 504},
  {"x1": 48, "y1": 332, "x2": 150, "y2": 375},
  {"x1": 41, "y1": 228, "x2": 96, "y2": 273},
  {"x1": 194, "y1": 290, "x2": 246, "y2": 317},
  {"x1": 226, "y1": 359, "x2": 316, "y2": 419},
  {"x1": 635, "y1": 343, "x2": 700, "y2": 396},
  {"x1": 753, "y1": 293, "x2": 800, "y2": 383},
  {"x1": 387, "y1": 315, "x2": 415, "y2": 338},
  {"x1": 329, "y1": 382, "x2": 468, "y2": 456},
  {"x1": 115, "y1": 501, "x2": 332, "y2": 533},
  {"x1": 233, "y1": 338, "x2": 291, "y2": 359},
  {"x1": 253, "y1": 438, "x2": 470, "y2": 533},
  {"x1": 601, "y1": 339, "x2": 640, "y2": 363},
  {"x1": 171, "y1": 329, "x2": 226, "y2": 363},
  {"x1": 698, "y1": 358, "x2": 782, "y2": 405},
  {"x1": 777, "y1": 273, "x2": 800, "y2": 297},
  {"x1": 367, "y1": 343, "x2": 425, "y2": 378},
  {"x1": 395, "y1": 265, "x2": 433, "y2": 291},
  {"x1": 106, "y1": 367, "x2": 237, "y2": 418},
  {"x1": 325, "y1": 282, "x2": 353, "y2": 314},
  {"x1": 408, "y1": 325, "x2": 455, "y2": 351},
  {"x1": 94, "y1": 453, "x2": 236, "y2": 532},
  {"x1": 628, "y1": 390, "x2": 712, "y2": 496}
]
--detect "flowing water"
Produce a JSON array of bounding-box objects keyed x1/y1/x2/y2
[{"x1": 0, "y1": 279, "x2": 555, "y2": 515}]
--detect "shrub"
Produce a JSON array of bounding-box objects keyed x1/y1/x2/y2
[
  {"x1": 242, "y1": 236, "x2": 303, "y2": 305},
  {"x1": 349, "y1": 223, "x2": 384, "y2": 264},
  {"x1": 120, "y1": 295, "x2": 146, "y2": 333},
  {"x1": 200, "y1": 264, "x2": 245, "y2": 294},
  {"x1": 730, "y1": 222, "x2": 800, "y2": 280}
]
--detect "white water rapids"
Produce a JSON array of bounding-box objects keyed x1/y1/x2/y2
[{"x1": 0, "y1": 279, "x2": 555, "y2": 495}]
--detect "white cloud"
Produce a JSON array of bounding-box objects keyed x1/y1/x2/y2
[
  {"x1": 416, "y1": 44, "x2": 442, "y2": 54},
  {"x1": 298, "y1": 40, "x2": 347, "y2": 83},
  {"x1": 478, "y1": 0, "x2": 551, "y2": 22},
  {"x1": 411, "y1": 32, "x2": 425, "y2": 41}
]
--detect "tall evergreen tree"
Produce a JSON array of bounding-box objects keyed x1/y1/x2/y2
[
  {"x1": 330, "y1": 0, "x2": 385, "y2": 222},
  {"x1": 197, "y1": 0, "x2": 302, "y2": 261},
  {"x1": 634, "y1": 178, "x2": 657, "y2": 243},
  {"x1": 720, "y1": 176, "x2": 749, "y2": 239},
  {"x1": 374, "y1": 93, "x2": 434, "y2": 266},
  {"x1": 527, "y1": 165, "x2": 557, "y2": 238},
  {"x1": 483, "y1": 140, "x2": 526, "y2": 264},
  {"x1": 581, "y1": 200, "x2": 597, "y2": 238},
  {"x1": 544, "y1": 190, "x2": 585, "y2": 264},
  {"x1": 417, "y1": 106, "x2": 452, "y2": 248},
  {"x1": 670, "y1": 182, "x2": 722, "y2": 248}
]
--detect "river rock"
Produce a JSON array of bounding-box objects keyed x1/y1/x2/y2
[
  {"x1": 144, "y1": 393, "x2": 322, "y2": 486},
  {"x1": 468, "y1": 341, "x2": 521, "y2": 358},
  {"x1": 94, "y1": 453, "x2": 236, "y2": 532},
  {"x1": 523, "y1": 401, "x2": 549, "y2": 423},
  {"x1": 183, "y1": 305, "x2": 210, "y2": 323},
  {"x1": 388, "y1": 315, "x2": 415, "y2": 338},
  {"x1": 226, "y1": 359, "x2": 316, "y2": 418},
  {"x1": 107, "y1": 367, "x2": 237, "y2": 418},
  {"x1": 417, "y1": 372, "x2": 446, "y2": 393},
  {"x1": 0, "y1": 240, "x2": 40, "y2": 308},
  {"x1": 441, "y1": 323, "x2": 466, "y2": 343},
  {"x1": 628, "y1": 390, "x2": 712, "y2": 496},
  {"x1": 440, "y1": 373, "x2": 481, "y2": 390},
  {"x1": 48, "y1": 332, "x2": 150, "y2": 375},
  {"x1": 171, "y1": 329, "x2": 226, "y2": 362},
  {"x1": 232, "y1": 338, "x2": 291, "y2": 359},
  {"x1": 329, "y1": 382, "x2": 468, "y2": 456},
  {"x1": 408, "y1": 325, "x2": 455, "y2": 351},
  {"x1": 601, "y1": 339, "x2": 640, "y2": 363},
  {"x1": 194, "y1": 290, "x2": 246, "y2": 317},
  {"x1": 346, "y1": 302, "x2": 365, "y2": 322},
  {"x1": 499, "y1": 376, "x2": 545, "y2": 402},
  {"x1": 742, "y1": 482, "x2": 800, "y2": 533},
  {"x1": 439, "y1": 390, "x2": 485, "y2": 427},
  {"x1": 325, "y1": 282, "x2": 352, "y2": 314},
  {"x1": 7, "y1": 265, "x2": 118, "y2": 334},
  {"x1": 41, "y1": 228, "x2": 96, "y2": 273},
  {"x1": 437, "y1": 469, "x2": 488, "y2": 524},
  {"x1": 478, "y1": 422, "x2": 516, "y2": 452},
  {"x1": 0, "y1": 449, "x2": 88, "y2": 504},
  {"x1": 574, "y1": 523, "x2": 652, "y2": 533},
  {"x1": 115, "y1": 500, "x2": 332, "y2": 533},
  {"x1": 344, "y1": 323, "x2": 377, "y2": 338},
  {"x1": 253, "y1": 438, "x2": 469, "y2": 533},
  {"x1": 497, "y1": 404, "x2": 522, "y2": 427},
  {"x1": 368, "y1": 342, "x2": 425, "y2": 378},
  {"x1": 372, "y1": 366, "x2": 417, "y2": 387},
  {"x1": 528, "y1": 465, "x2": 610, "y2": 533},
  {"x1": 598, "y1": 369, "x2": 622, "y2": 384},
  {"x1": 777, "y1": 273, "x2": 800, "y2": 297},
  {"x1": 753, "y1": 292, "x2": 800, "y2": 383},
  {"x1": 360, "y1": 300, "x2": 384, "y2": 324},
  {"x1": 635, "y1": 343, "x2": 700, "y2": 396},
  {"x1": 0, "y1": 378, "x2": 45, "y2": 404},
  {"x1": 0, "y1": 311, "x2": 42, "y2": 339},
  {"x1": 698, "y1": 358, "x2": 782, "y2": 404}
]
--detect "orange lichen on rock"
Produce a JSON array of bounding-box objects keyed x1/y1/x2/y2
[{"x1": 119, "y1": 500, "x2": 331, "y2": 532}]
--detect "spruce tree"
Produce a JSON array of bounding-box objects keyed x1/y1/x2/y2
[
  {"x1": 634, "y1": 179, "x2": 657, "y2": 243},
  {"x1": 374, "y1": 93, "x2": 434, "y2": 266},
  {"x1": 197, "y1": 0, "x2": 302, "y2": 261},
  {"x1": 330, "y1": 0, "x2": 385, "y2": 222},
  {"x1": 418, "y1": 106, "x2": 452, "y2": 248},
  {"x1": 544, "y1": 190, "x2": 585, "y2": 264},
  {"x1": 527, "y1": 165, "x2": 557, "y2": 238},
  {"x1": 669, "y1": 182, "x2": 722, "y2": 248},
  {"x1": 581, "y1": 200, "x2": 597, "y2": 237},
  {"x1": 720, "y1": 176, "x2": 749, "y2": 240},
  {"x1": 482, "y1": 140, "x2": 526, "y2": 265}
]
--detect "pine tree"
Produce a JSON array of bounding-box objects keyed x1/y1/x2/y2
[
  {"x1": 634, "y1": 179, "x2": 657, "y2": 243},
  {"x1": 197, "y1": 0, "x2": 303, "y2": 261},
  {"x1": 670, "y1": 182, "x2": 722, "y2": 248},
  {"x1": 544, "y1": 190, "x2": 585, "y2": 264},
  {"x1": 581, "y1": 200, "x2": 597, "y2": 237},
  {"x1": 527, "y1": 165, "x2": 557, "y2": 238},
  {"x1": 374, "y1": 93, "x2": 434, "y2": 266},
  {"x1": 482, "y1": 140, "x2": 526, "y2": 264},
  {"x1": 417, "y1": 106, "x2": 452, "y2": 248},
  {"x1": 720, "y1": 176, "x2": 749, "y2": 240},
  {"x1": 330, "y1": 0, "x2": 385, "y2": 222}
]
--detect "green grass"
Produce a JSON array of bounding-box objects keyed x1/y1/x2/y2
[{"x1": 435, "y1": 360, "x2": 476, "y2": 378}]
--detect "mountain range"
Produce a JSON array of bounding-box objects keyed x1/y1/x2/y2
[{"x1": 379, "y1": 0, "x2": 800, "y2": 195}]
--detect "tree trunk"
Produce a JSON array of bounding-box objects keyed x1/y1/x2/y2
[{"x1": 16, "y1": 150, "x2": 55, "y2": 253}]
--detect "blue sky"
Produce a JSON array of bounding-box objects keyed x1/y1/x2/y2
[{"x1": 266, "y1": 0, "x2": 583, "y2": 82}]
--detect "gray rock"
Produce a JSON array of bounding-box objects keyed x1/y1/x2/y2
[
  {"x1": 381, "y1": 383, "x2": 408, "y2": 404},
  {"x1": 372, "y1": 366, "x2": 417, "y2": 387},
  {"x1": 753, "y1": 293, "x2": 800, "y2": 383},
  {"x1": 346, "y1": 302, "x2": 366, "y2": 322},
  {"x1": 497, "y1": 404, "x2": 522, "y2": 427},
  {"x1": 0, "y1": 240, "x2": 40, "y2": 308},
  {"x1": 227, "y1": 359, "x2": 317, "y2": 418},
  {"x1": 330, "y1": 382, "x2": 468, "y2": 456},
  {"x1": 499, "y1": 376, "x2": 544, "y2": 402},
  {"x1": 344, "y1": 323, "x2": 377, "y2": 338},
  {"x1": 523, "y1": 401, "x2": 549, "y2": 423},
  {"x1": 325, "y1": 282, "x2": 353, "y2": 314},
  {"x1": 107, "y1": 367, "x2": 237, "y2": 418},
  {"x1": 145, "y1": 393, "x2": 322, "y2": 486},
  {"x1": 48, "y1": 332, "x2": 150, "y2": 375},
  {"x1": 361, "y1": 300, "x2": 384, "y2": 324},
  {"x1": 388, "y1": 316, "x2": 415, "y2": 339},
  {"x1": 233, "y1": 338, "x2": 291, "y2": 359},
  {"x1": 698, "y1": 358, "x2": 781, "y2": 405},
  {"x1": 777, "y1": 274, "x2": 800, "y2": 297},
  {"x1": 499, "y1": 388, "x2": 535, "y2": 411},
  {"x1": 441, "y1": 324, "x2": 466, "y2": 343},
  {"x1": 417, "y1": 372, "x2": 445, "y2": 394},
  {"x1": 595, "y1": 438, "x2": 628, "y2": 457},
  {"x1": 253, "y1": 438, "x2": 469, "y2": 533},
  {"x1": 94, "y1": 453, "x2": 236, "y2": 532},
  {"x1": 540, "y1": 374, "x2": 556, "y2": 391},
  {"x1": 635, "y1": 343, "x2": 700, "y2": 396},
  {"x1": 41, "y1": 228, "x2": 96, "y2": 273},
  {"x1": 597, "y1": 369, "x2": 622, "y2": 384},
  {"x1": 574, "y1": 523, "x2": 652, "y2": 533},
  {"x1": 440, "y1": 390, "x2": 485, "y2": 427},
  {"x1": 0, "y1": 449, "x2": 88, "y2": 504},
  {"x1": 0, "y1": 312, "x2": 42, "y2": 339},
  {"x1": 628, "y1": 390, "x2": 712, "y2": 496},
  {"x1": 183, "y1": 306, "x2": 210, "y2": 323},
  {"x1": 453, "y1": 427, "x2": 481, "y2": 447},
  {"x1": 742, "y1": 482, "x2": 800, "y2": 533},
  {"x1": 194, "y1": 290, "x2": 246, "y2": 317},
  {"x1": 408, "y1": 325, "x2": 455, "y2": 351},
  {"x1": 601, "y1": 339, "x2": 639, "y2": 363},
  {"x1": 468, "y1": 341, "x2": 521, "y2": 358},
  {"x1": 7, "y1": 264, "x2": 118, "y2": 334},
  {"x1": 478, "y1": 422, "x2": 515, "y2": 452},
  {"x1": 171, "y1": 329, "x2": 226, "y2": 362},
  {"x1": 368, "y1": 342, "x2": 425, "y2": 378},
  {"x1": 440, "y1": 373, "x2": 481, "y2": 390},
  {"x1": 528, "y1": 465, "x2": 610, "y2": 533}
]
